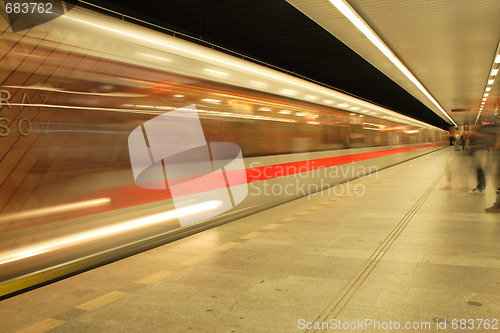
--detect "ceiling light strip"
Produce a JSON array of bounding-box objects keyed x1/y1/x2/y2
[
  {"x1": 474, "y1": 40, "x2": 500, "y2": 124},
  {"x1": 329, "y1": 0, "x2": 456, "y2": 126}
]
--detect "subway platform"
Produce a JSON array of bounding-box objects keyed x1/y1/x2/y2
[{"x1": 1, "y1": 147, "x2": 499, "y2": 333}]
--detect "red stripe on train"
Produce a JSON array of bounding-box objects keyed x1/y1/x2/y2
[
  {"x1": 6, "y1": 142, "x2": 446, "y2": 230},
  {"x1": 81, "y1": 142, "x2": 446, "y2": 212}
]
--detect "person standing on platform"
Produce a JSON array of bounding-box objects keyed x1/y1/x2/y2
[
  {"x1": 485, "y1": 117, "x2": 500, "y2": 212},
  {"x1": 454, "y1": 132, "x2": 462, "y2": 151},
  {"x1": 469, "y1": 124, "x2": 494, "y2": 193}
]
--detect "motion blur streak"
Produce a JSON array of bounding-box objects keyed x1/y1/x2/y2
[
  {"x1": 0, "y1": 198, "x2": 111, "y2": 224},
  {"x1": 0, "y1": 200, "x2": 222, "y2": 266},
  {"x1": 0, "y1": 3, "x2": 447, "y2": 296},
  {"x1": 63, "y1": 15, "x2": 360, "y2": 107}
]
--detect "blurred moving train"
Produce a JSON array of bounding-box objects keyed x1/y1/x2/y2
[{"x1": 0, "y1": 3, "x2": 448, "y2": 296}]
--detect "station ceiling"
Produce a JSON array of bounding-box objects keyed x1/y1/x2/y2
[{"x1": 75, "y1": 0, "x2": 500, "y2": 129}]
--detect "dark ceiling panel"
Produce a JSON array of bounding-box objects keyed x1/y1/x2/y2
[{"x1": 74, "y1": 0, "x2": 449, "y2": 129}]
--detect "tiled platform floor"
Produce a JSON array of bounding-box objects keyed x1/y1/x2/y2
[{"x1": 1, "y1": 147, "x2": 499, "y2": 333}]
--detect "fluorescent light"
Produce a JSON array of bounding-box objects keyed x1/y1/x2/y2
[
  {"x1": 202, "y1": 98, "x2": 221, "y2": 104},
  {"x1": 173, "y1": 94, "x2": 184, "y2": 98},
  {"x1": 486, "y1": 87, "x2": 491, "y2": 92},
  {"x1": 137, "y1": 52, "x2": 172, "y2": 62},
  {"x1": 258, "y1": 107, "x2": 272, "y2": 112},
  {"x1": 279, "y1": 110, "x2": 291, "y2": 114},
  {"x1": 491, "y1": 69, "x2": 499, "y2": 76},
  {"x1": 204, "y1": 68, "x2": 228, "y2": 76},
  {"x1": 295, "y1": 112, "x2": 306, "y2": 117},
  {"x1": 484, "y1": 93, "x2": 489, "y2": 97},
  {"x1": 350, "y1": 107, "x2": 360, "y2": 111},
  {"x1": 338, "y1": 103, "x2": 349, "y2": 107},
  {"x1": 281, "y1": 89, "x2": 295, "y2": 95},
  {"x1": 495, "y1": 55, "x2": 500, "y2": 63},
  {"x1": 305, "y1": 95, "x2": 316, "y2": 100},
  {"x1": 483, "y1": 98, "x2": 487, "y2": 101},
  {"x1": 324, "y1": 100, "x2": 333, "y2": 104},
  {"x1": 64, "y1": 15, "x2": 446, "y2": 131},
  {"x1": 250, "y1": 81, "x2": 267, "y2": 87},
  {"x1": 329, "y1": 0, "x2": 456, "y2": 125},
  {"x1": 488, "y1": 79, "x2": 495, "y2": 84}
]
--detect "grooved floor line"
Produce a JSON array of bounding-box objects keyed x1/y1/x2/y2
[{"x1": 306, "y1": 169, "x2": 445, "y2": 333}]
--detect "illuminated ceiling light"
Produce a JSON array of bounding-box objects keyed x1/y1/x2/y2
[
  {"x1": 173, "y1": 94, "x2": 184, "y2": 98},
  {"x1": 305, "y1": 95, "x2": 316, "y2": 100},
  {"x1": 488, "y1": 79, "x2": 495, "y2": 84},
  {"x1": 482, "y1": 98, "x2": 487, "y2": 101},
  {"x1": 258, "y1": 107, "x2": 272, "y2": 112},
  {"x1": 204, "y1": 68, "x2": 228, "y2": 76},
  {"x1": 295, "y1": 112, "x2": 306, "y2": 117},
  {"x1": 338, "y1": 103, "x2": 349, "y2": 107},
  {"x1": 359, "y1": 115, "x2": 364, "y2": 118},
  {"x1": 202, "y1": 98, "x2": 221, "y2": 104},
  {"x1": 491, "y1": 69, "x2": 499, "y2": 76},
  {"x1": 484, "y1": 93, "x2": 489, "y2": 97},
  {"x1": 328, "y1": 0, "x2": 456, "y2": 126},
  {"x1": 279, "y1": 110, "x2": 291, "y2": 114},
  {"x1": 485, "y1": 87, "x2": 491, "y2": 92},
  {"x1": 324, "y1": 100, "x2": 333, "y2": 104},
  {"x1": 281, "y1": 89, "x2": 295, "y2": 95},
  {"x1": 350, "y1": 107, "x2": 360, "y2": 110},
  {"x1": 250, "y1": 80, "x2": 267, "y2": 87},
  {"x1": 495, "y1": 55, "x2": 500, "y2": 63},
  {"x1": 137, "y1": 52, "x2": 172, "y2": 62},
  {"x1": 65, "y1": 16, "x2": 445, "y2": 133}
]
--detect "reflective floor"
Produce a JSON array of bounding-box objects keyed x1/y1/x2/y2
[{"x1": 1, "y1": 147, "x2": 499, "y2": 333}]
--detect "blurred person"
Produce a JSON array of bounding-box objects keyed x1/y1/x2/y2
[
  {"x1": 454, "y1": 132, "x2": 462, "y2": 151},
  {"x1": 460, "y1": 132, "x2": 466, "y2": 151},
  {"x1": 439, "y1": 159, "x2": 453, "y2": 190},
  {"x1": 485, "y1": 118, "x2": 500, "y2": 212},
  {"x1": 469, "y1": 124, "x2": 495, "y2": 193}
]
